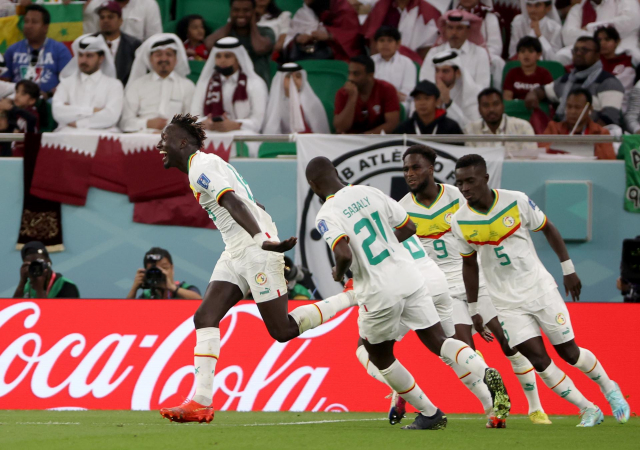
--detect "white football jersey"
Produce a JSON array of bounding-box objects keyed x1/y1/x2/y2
[
  {"x1": 315, "y1": 185, "x2": 423, "y2": 312},
  {"x1": 450, "y1": 189, "x2": 557, "y2": 309},
  {"x1": 188, "y1": 151, "x2": 277, "y2": 253}
]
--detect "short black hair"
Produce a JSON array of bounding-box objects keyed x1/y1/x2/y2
[
  {"x1": 594, "y1": 25, "x2": 620, "y2": 42},
  {"x1": 516, "y1": 36, "x2": 542, "y2": 54},
  {"x1": 403, "y1": 145, "x2": 437, "y2": 165},
  {"x1": 25, "y1": 4, "x2": 51, "y2": 25},
  {"x1": 176, "y1": 15, "x2": 212, "y2": 42},
  {"x1": 230, "y1": 0, "x2": 256, "y2": 6},
  {"x1": 478, "y1": 87, "x2": 503, "y2": 103},
  {"x1": 567, "y1": 87, "x2": 593, "y2": 105},
  {"x1": 170, "y1": 113, "x2": 206, "y2": 149},
  {"x1": 374, "y1": 26, "x2": 401, "y2": 42},
  {"x1": 144, "y1": 247, "x2": 173, "y2": 266},
  {"x1": 576, "y1": 36, "x2": 600, "y2": 53},
  {"x1": 455, "y1": 154, "x2": 487, "y2": 171},
  {"x1": 16, "y1": 80, "x2": 40, "y2": 100},
  {"x1": 350, "y1": 55, "x2": 375, "y2": 74}
]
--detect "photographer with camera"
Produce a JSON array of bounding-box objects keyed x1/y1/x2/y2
[
  {"x1": 13, "y1": 241, "x2": 80, "y2": 299},
  {"x1": 618, "y1": 236, "x2": 640, "y2": 303},
  {"x1": 126, "y1": 247, "x2": 201, "y2": 300},
  {"x1": 284, "y1": 256, "x2": 315, "y2": 300}
]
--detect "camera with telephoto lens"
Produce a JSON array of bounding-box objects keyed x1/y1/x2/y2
[
  {"x1": 28, "y1": 259, "x2": 49, "y2": 278},
  {"x1": 141, "y1": 254, "x2": 165, "y2": 290}
]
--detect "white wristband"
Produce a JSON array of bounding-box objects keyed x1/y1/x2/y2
[
  {"x1": 561, "y1": 259, "x2": 575, "y2": 276},
  {"x1": 253, "y1": 232, "x2": 268, "y2": 248},
  {"x1": 468, "y1": 301, "x2": 479, "y2": 316}
]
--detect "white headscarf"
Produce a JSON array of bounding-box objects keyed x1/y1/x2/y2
[
  {"x1": 60, "y1": 33, "x2": 116, "y2": 79},
  {"x1": 284, "y1": 4, "x2": 324, "y2": 49},
  {"x1": 128, "y1": 33, "x2": 190, "y2": 84},
  {"x1": 190, "y1": 36, "x2": 262, "y2": 117},
  {"x1": 263, "y1": 63, "x2": 330, "y2": 134},
  {"x1": 432, "y1": 50, "x2": 481, "y2": 108},
  {"x1": 519, "y1": 0, "x2": 561, "y2": 24}
]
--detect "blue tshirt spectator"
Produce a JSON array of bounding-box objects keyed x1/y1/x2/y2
[{"x1": 3, "y1": 5, "x2": 72, "y2": 96}]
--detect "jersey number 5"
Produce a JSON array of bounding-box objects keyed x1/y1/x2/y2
[
  {"x1": 494, "y1": 246, "x2": 511, "y2": 266},
  {"x1": 354, "y1": 211, "x2": 390, "y2": 266}
]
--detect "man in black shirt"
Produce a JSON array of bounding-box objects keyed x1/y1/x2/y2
[
  {"x1": 13, "y1": 241, "x2": 80, "y2": 298},
  {"x1": 394, "y1": 80, "x2": 463, "y2": 136}
]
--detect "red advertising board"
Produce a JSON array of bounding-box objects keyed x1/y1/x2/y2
[{"x1": 0, "y1": 300, "x2": 637, "y2": 415}]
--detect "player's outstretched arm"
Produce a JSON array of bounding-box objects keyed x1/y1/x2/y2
[
  {"x1": 462, "y1": 252, "x2": 492, "y2": 342},
  {"x1": 331, "y1": 239, "x2": 352, "y2": 282},
  {"x1": 393, "y1": 219, "x2": 416, "y2": 243},
  {"x1": 219, "y1": 191, "x2": 297, "y2": 253},
  {"x1": 541, "y1": 220, "x2": 581, "y2": 301}
]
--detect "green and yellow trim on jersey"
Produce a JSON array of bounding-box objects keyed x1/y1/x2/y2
[
  {"x1": 467, "y1": 190, "x2": 500, "y2": 215},
  {"x1": 457, "y1": 200, "x2": 521, "y2": 246},
  {"x1": 188, "y1": 152, "x2": 198, "y2": 171},
  {"x1": 190, "y1": 184, "x2": 201, "y2": 202},
  {"x1": 532, "y1": 215, "x2": 548, "y2": 232},
  {"x1": 394, "y1": 214, "x2": 411, "y2": 229},
  {"x1": 216, "y1": 188, "x2": 234, "y2": 203},
  {"x1": 460, "y1": 250, "x2": 476, "y2": 258},
  {"x1": 408, "y1": 199, "x2": 460, "y2": 239},
  {"x1": 411, "y1": 184, "x2": 444, "y2": 210},
  {"x1": 330, "y1": 234, "x2": 348, "y2": 250}
]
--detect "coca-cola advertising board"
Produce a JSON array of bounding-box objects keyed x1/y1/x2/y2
[{"x1": 0, "y1": 300, "x2": 637, "y2": 414}]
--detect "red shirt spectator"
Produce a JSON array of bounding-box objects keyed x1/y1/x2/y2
[
  {"x1": 334, "y1": 79, "x2": 400, "y2": 133},
  {"x1": 503, "y1": 66, "x2": 553, "y2": 100}
]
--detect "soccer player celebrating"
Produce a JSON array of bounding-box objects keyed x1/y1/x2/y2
[
  {"x1": 157, "y1": 115, "x2": 356, "y2": 423},
  {"x1": 450, "y1": 154, "x2": 630, "y2": 427},
  {"x1": 306, "y1": 156, "x2": 510, "y2": 430}
]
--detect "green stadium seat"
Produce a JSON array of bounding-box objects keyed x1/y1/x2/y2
[
  {"x1": 188, "y1": 60, "x2": 205, "y2": 84},
  {"x1": 275, "y1": 0, "x2": 304, "y2": 14},
  {"x1": 258, "y1": 142, "x2": 297, "y2": 158},
  {"x1": 503, "y1": 99, "x2": 550, "y2": 121},
  {"x1": 176, "y1": 0, "x2": 229, "y2": 29},
  {"x1": 297, "y1": 60, "x2": 348, "y2": 132},
  {"x1": 502, "y1": 60, "x2": 566, "y2": 85},
  {"x1": 157, "y1": 0, "x2": 173, "y2": 25},
  {"x1": 399, "y1": 103, "x2": 406, "y2": 122}
]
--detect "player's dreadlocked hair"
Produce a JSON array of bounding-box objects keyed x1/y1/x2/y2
[
  {"x1": 170, "y1": 113, "x2": 206, "y2": 149},
  {"x1": 402, "y1": 144, "x2": 437, "y2": 165},
  {"x1": 455, "y1": 154, "x2": 486, "y2": 171}
]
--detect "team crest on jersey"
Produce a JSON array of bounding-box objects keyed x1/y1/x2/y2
[
  {"x1": 444, "y1": 213, "x2": 453, "y2": 224},
  {"x1": 255, "y1": 273, "x2": 268, "y2": 285},
  {"x1": 197, "y1": 173, "x2": 210, "y2": 189},
  {"x1": 502, "y1": 216, "x2": 515, "y2": 228},
  {"x1": 556, "y1": 313, "x2": 566, "y2": 325},
  {"x1": 317, "y1": 220, "x2": 329, "y2": 235}
]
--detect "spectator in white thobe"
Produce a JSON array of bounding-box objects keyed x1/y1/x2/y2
[
  {"x1": 509, "y1": 0, "x2": 562, "y2": 61},
  {"x1": 53, "y1": 34, "x2": 123, "y2": 132},
  {"x1": 120, "y1": 34, "x2": 195, "y2": 133}
]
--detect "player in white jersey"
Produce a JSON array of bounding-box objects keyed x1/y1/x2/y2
[
  {"x1": 306, "y1": 156, "x2": 510, "y2": 430},
  {"x1": 451, "y1": 154, "x2": 630, "y2": 427},
  {"x1": 399, "y1": 145, "x2": 548, "y2": 426},
  {"x1": 156, "y1": 115, "x2": 356, "y2": 423}
]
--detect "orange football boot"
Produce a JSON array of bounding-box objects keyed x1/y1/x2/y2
[
  {"x1": 160, "y1": 399, "x2": 215, "y2": 423},
  {"x1": 343, "y1": 278, "x2": 354, "y2": 292}
]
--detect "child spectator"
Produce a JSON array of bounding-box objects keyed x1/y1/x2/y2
[
  {"x1": 371, "y1": 26, "x2": 417, "y2": 106},
  {"x1": 509, "y1": 0, "x2": 562, "y2": 61},
  {"x1": 503, "y1": 36, "x2": 553, "y2": 100},
  {"x1": 595, "y1": 25, "x2": 636, "y2": 110},
  {"x1": 0, "y1": 79, "x2": 40, "y2": 156},
  {"x1": 177, "y1": 15, "x2": 211, "y2": 61}
]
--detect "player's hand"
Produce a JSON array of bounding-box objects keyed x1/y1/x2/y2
[
  {"x1": 472, "y1": 314, "x2": 493, "y2": 342},
  {"x1": 564, "y1": 273, "x2": 581, "y2": 301},
  {"x1": 332, "y1": 266, "x2": 343, "y2": 282},
  {"x1": 262, "y1": 237, "x2": 298, "y2": 253}
]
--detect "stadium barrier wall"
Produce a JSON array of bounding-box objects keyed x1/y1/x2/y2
[
  {"x1": 0, "y1": 159, "x2": 636, "y2": 301},
  {"x1": 0, "y1": 299, "x2": 637, "y2": 415}
]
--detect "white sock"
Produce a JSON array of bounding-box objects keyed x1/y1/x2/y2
[
  {"x1": 507, "y1": 352, "x2": 544, "y2": 414},
  {"x1": 537, "y1": 361, "x2": 593, "y2": 411},
  {"x1": 440, "y1": 338, "x2": 489, "y2": 379},
  {"x1": 449, "y1": 360, "x2": 493, "y2": 412},
  {"x1": 379, "y1": 359, "x2": 438, "y2": 417},
  {"x1": 355, "y1": 345, "x2": 389, "y2": 386},
  {"x1": 192, "y1": 327, "x2": 220, "y2": 406},
  {"x1": 573, "y1": 347, "x2": 616, "y2": 395},
  {"x1": 289, "y1": 292, "x2": 354, "y2": 334}
]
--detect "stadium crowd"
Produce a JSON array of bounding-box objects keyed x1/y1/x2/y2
[{"x1": 1, "y1": 0, "x2": 640, "y2": 160}]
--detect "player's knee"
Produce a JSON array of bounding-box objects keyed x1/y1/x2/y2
[
  {"x1": 193, "y1": 307, "x2": 215, "y2": 329},
  {"x1": 268, "y1": 327, "x2": 295, "y2": 343},
  {"x1": 559, "y1": 346, "x2": 580, "y2": 365}
]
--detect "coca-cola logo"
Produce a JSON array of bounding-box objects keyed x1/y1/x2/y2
[{"x1": 0, "y1": 300, "x2": 355, "y2": 412}]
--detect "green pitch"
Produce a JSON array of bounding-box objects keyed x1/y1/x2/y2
[{"x1": 1, "y1": 411, "x2": 638, "y2": 450}]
